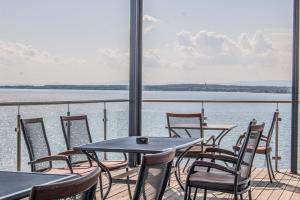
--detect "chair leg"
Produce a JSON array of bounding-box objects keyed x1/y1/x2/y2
[
  {"x1": 240, "y1": 194, "x2": 243, "y2": 200},
  {"x1": 99, "y1": 172, "x2": 104, "y2": 200},
  {"x1": 184, "y1": 186, "x2": 190, "y2": 200},
  {"x1": 193, "y1": 188, "x2": 198, "y2": 200},
  {"x1": 268, "y1": 153, "x2": 276, "y2": 179},
  {"x1": 234, "y1": 194, "x2": 239, "y2": 200},
  {"x1": 248, "y1": 190, "x2": 252, "y2": 200},
  {"x1": 203, "y1": 189, "x2": 207, "y2": 200},
  {"x1": 265, "y1": 154, "x2": 273, "y2": 183},
  {"x1": 126, "y1": 168, "x2": 132, "y2": 200}
]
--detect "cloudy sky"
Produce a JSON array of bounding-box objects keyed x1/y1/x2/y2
[{"x1": 0, "y1": 0, "x2": 293, "y2": 85}]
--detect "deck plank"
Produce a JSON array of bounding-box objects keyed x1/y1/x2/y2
[{"x1": 94, "y1": 168, "x2": 300, "y2": 200}]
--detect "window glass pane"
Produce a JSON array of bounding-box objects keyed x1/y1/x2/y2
[
  {"x1": 142, "y1": 0, "x2": 293, "y2": 169},
  {"x1": 0, "y1": 0, "x2": 129, "y2": 170}
]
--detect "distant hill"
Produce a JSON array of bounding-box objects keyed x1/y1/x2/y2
[{"x1": 0, "y1": 84, "x2": 291, "y2": 94}]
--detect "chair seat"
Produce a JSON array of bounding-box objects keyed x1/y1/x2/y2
[
  {"x1": 233, "y1": 145, "x2": 271, "y2": 154},
  {"x1": 44, "y1": 168, "x2": 73, "y2": 175},
  {"x1": 188, "y1": 171, "x2": 249, "y2": 192},
  {"x1": 45, "y1": 166, "x2": 98, "y2": 176},
  {"x1": 79, "y1": 160, "x2": 128, "y2": 171}
]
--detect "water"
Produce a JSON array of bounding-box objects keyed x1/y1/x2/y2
[{"x1": 0, "y1": 89, "x2": 294, "y2": 171}]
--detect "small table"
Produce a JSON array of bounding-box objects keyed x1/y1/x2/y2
[
  {"x1": 75, "y1": 136, "x2": 202, "y2": 199},
  {"x1": 0, "y1": 171, "x2": 75, "y2": 200},
  {"x1": 167, "y1": 123, "x2": 237, "y2": 146}
]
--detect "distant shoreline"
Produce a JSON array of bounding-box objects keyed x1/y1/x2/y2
[{"x1": 0, "y1": 84, "x2": 291, "y2": 94}]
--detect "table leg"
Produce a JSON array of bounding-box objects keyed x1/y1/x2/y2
[
  {"x1": 214, "y1": 129, "x2": 234, "y2": 146},
  {"x1": 83, "y1": 151, "x2": 112, "y2": 200}
]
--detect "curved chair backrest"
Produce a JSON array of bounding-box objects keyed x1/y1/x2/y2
[
  {"x1": 166, "y1": 113, "x2": 203, "y2": 138},
  {"x1": 20, "y1": 118, "x2": 52, "y2": 172},
  {"x1": 236, "y1": 123, "x2": 264, "y2": 179},
  {"x1": 234, "y1": 119, "x2": 257, "y2": 154},
  {"x1": 60, "y1": 115, "x2": 93, "y2": 163},
  {"x1": 133, "y1": 148, "x2": 176, "y2": 200},
  {"x1": 30, "y1": 167, "x2": 100, "y2": 200},
  {"x1": 265, "y1": 111, "x2": 279, "y2": 146}
]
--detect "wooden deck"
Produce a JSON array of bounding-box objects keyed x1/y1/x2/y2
[{"x1": 97, "y1": 168, "x2": 300, "y2": 200}]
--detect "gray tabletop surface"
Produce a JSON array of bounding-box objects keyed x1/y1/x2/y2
[{"x1": 74, "y1": 136, "x2": 203, "y2": 154}]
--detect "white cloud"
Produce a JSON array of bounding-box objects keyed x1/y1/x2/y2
[
  {"x1": 175, "y1": 30, "x2": 279, "y2": 67},
  {"x1": 0, "y1": 29, "x2": 292, "y2": 85},
  {"x1": 0, "y1": 41, "x2": 86, "y2": 66},
  {"x1": 143, "y1": 14, "x2": 160, "y2": 33},
  {"x1": 98, "y1": 49, "x2": 129, "y2": 69}
]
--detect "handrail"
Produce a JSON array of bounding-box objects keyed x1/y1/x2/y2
[
  {"x1": 143, "y1": 99, "x2": 295, "y2": 103},
  {"x1": 0, "y1": 99, "x2": 297, "y2": 107},
  {"x1": 0, "y1": 99, "x2": 129, "y2": 106}
]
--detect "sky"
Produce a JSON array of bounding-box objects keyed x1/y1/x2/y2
[{"x1": 0, "y1": 0, "x2": 294, "y2": 85}]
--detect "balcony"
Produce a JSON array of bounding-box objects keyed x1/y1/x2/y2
[{"x1": 0, "y1": 0, "x2": 299, "y2": 200}]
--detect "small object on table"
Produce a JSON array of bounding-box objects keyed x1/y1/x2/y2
[{"x1": 136, "y1": 137, "x2": 148, "y2": 144}]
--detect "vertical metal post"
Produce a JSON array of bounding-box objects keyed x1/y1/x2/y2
[
  {"x1": 201, "y1": 101, "x2": 205, "y2": 120},
  {"x1": 129, "y1": 0, "x2": 143, "y2": 167},
  {"x1": 16, "y1": 105, "x2": 21, "y2": 171},
  {"x1": 274, "y1": 108, "x2": 281, "y2": 172},
  {"x1": 103, "y1": 102, "x2": 108, "y2": 160},
  {"x1": 291, "y1": 0, "x2": 299, "y2": 174},
  {"x1": 67, "y1": 104, "x2": 71, "y2": 148},
  {"x1": 67, "y1": 104, "x2": 70, "y2": 116}
]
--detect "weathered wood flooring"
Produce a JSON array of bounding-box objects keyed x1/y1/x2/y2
[{"x1": 96, "y1": 168, "x2": 300, "y2": 200}]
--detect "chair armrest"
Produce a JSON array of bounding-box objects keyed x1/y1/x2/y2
[
  {"x1": 58, "y1": 150, "x2": 85, "y2": 156},
  {"x1": 191, "y1": 160, "x2": 238, "y2": 175},
  {"x1": 196, "y1": 153, "x2": 238, "y2": 164},
  {"x1": 204, "y1": 135, "x2": 215, "y2": 145},
  {"x1": 29, "y1": 155, "x2": 73, "y2": 173},
  {"x1": 204, "y1": 147, "x2": 236, "y2": 157}
]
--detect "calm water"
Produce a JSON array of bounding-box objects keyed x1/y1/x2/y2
[{"x1": 0, "y1": 89, "x2": 295, "y2": 171}]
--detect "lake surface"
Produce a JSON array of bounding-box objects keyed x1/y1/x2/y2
[{"x1": 0, "y1": 89, "x2": 295, "y2": 171}]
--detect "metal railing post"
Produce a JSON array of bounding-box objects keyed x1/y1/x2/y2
[
  {"x1": 66, "y1": 104, "x2": 71, "y2": 148},
  {"x1": 103, "y1": 102, "x2": 108, "y2": 160},
  {"x1": 16, "y1": 105, "x2": 21, "y2": 171},
  {"x1": 273, "y1": 105, "x2": 281, "y2": 172},
  {"x1": 67, "y1": 104, "x2": 70, "y2": 116}
]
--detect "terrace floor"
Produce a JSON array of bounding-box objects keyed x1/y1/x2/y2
[{"x1": 98, "y1": 168, "x2": 300, "y2": 200}]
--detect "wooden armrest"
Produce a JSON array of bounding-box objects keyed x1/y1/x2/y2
[
  {"x1": 191, "y1": 160, "x2": 238, "y2": 175},
  {"x1": 204, "y1": 147, "x2": 236, "y2": 156},
  {"x1": 58, "y1": 150, "x2": 84, "y2": 156}
]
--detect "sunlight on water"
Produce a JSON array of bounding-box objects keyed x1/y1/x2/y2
[{"x1": 0, "y1": 89, "x2": 295, "y2": 171}]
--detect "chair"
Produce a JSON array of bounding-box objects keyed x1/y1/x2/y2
[
  {"x1": 166, "y1": 113, "x2": 215, "y2": 189},
  {"x1": 59, "y1": 115, "x2": 130, "y2": 199},
  {"x1": 20, "y1": 118, "x2": 73, "y2": 174},
  {"x1": 167, "y1": 112, "x2": 215, "y2": 152},
  {"x1": 234, "y1": 112, "x2": 279, "y2": 182},
  {"x1": 30, "y1": 167, "x2": 100, "y2": 200},
  {"x1": 184, "y1": 123, "x2": 265, "y2": 200},
  {"x1": 132, "y1": 148, "x2": 176, "y2": 200}
]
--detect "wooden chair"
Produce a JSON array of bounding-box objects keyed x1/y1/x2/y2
[
  {"x1": 59, "y1": 115, "x2": 130, "y2": 199},
  {"x1": 184, "y1": 123, "x2": 265, "y2": 200},
  {"x1": 21, "y1": 118, "x2": 74, "y2": 174},
  {"x1": 30, "y1": 167, "x2": 100, "y2": 200},
  {"x1": 132, "y1": 148, "x2": 176, "y2": 200}
]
